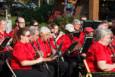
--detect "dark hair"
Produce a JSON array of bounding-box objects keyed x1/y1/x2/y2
[
  {"x1": 13, "y1": 27, "x2": 29, "y2": 44},
  {"x1": 48, "y1": 23, "x2": 58, "y2": 29},
  {"x1": 30, "y1": 20, "x2": 39, "y2": 26}
]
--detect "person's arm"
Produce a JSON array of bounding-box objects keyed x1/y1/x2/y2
[
  {"x1": 20, "y1": 56, "x2": 58, "y2": 66},
  {"x1": 20, "y1": 57, "x2": 44, "y2": 66},
  {"x1": 97, "y1": 61, "x2": 115, "y2": 71}
]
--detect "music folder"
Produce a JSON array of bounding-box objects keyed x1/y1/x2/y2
[
  {"x1": 80, "y1": 36, "x2": 93, "y2": 53},
  {"x1": 0, "y1": 37, "x2": 11, "y2": 50}
]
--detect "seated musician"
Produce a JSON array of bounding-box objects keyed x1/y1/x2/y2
[
  {"x1": 0, "y1": 19, "x2": 13, "y2": 74},
  {"x1": 86, "y1": 29, "x2": 115, "y2": 72},
  {"x1": 57, "y1": 23, "x2": 83, "y2": 77},
  {"x1": 29, "y1": 26, "x2": 57, "y2": 77},
  {"x1": 72, "y1": 19, "x2": 85, "y2": 46},
  {"x1": 11, "y1": 28, "x2": 49, "y2": 77},
  {"x1": 84, "y1": 27, "x2": 94, "y2": 37},
  {"x1": 0, "y1": 19, "x2": 12, "y2": 51},
  {"x1": 38, "y1": 26, "x2": 68, "y2": 77},
  {"x1": 48, "y1": 23, "x2": 64, "y2": 42},
  {"x1": 57, "y1": 24, "x2": 73, "y2": 54}
]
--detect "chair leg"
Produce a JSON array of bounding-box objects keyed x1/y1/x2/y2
[{"x1": 5, "y1": 59, "x2": 17, "y2": 77}]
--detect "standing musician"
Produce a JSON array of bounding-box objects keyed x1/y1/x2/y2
[
  {"x1": 11, "y1": 28, "x2": 49, "y2": 77},
  {"x1": 86, "y1": 29, "x2": 115, "y2": 72}
]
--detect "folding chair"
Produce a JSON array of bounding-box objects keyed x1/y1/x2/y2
[
  {"x1": 83, "y1": 59, "x2": 92, "y2": 77},
  {"x1": 5, "y1": 59, "x2": 17, "y2": 77}
]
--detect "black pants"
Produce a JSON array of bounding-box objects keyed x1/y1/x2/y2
[
  {"x1": 92, "y1": 72, "x2": 115, "y2": 77},
  {"x1": 52, "y1": 60, "x2": 68, "y2": 77},
  {"x1": 65, "y1": 56, "x2": 84, "y2": 77},
  {"x1": 32, "y1": 62, "x2": 55, "y2": 77},
  {"x1": 14, "y1": 69, "x2": 47, "y2": 77}
]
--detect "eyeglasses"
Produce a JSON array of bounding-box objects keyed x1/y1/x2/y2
[
  {"x1": 33, "y1": 25, "x2": 39, "y2": 26},
  {"x1": 18, "y1": 22, "x2": 25, "y2": 24},
  {"x1": 25, "y1": 35, "x2": 31, "y2": 37}
]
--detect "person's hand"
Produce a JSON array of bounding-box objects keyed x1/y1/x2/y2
[
  {"x1": 52, "y1": 55, "x2": 58, "y2": 60},
  {"x1": 81, "y1": 53, "x2": 86, "y2": 57},
  {"x1": 36, "y1": 57, "x2": 44, "y2": 63},
  {"x1": 44, "y1": 56, "x2": 58, "y2": 62}
]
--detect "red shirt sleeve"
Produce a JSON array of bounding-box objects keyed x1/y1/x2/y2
[
  {"x1": 13, "y1": 44, "x2": 27, "y2": 62},
  {"x1": 57, "y1": 35, "x2": 72, "y2": 54},
  {"x1": 94, "y1": 44, "x2": 107, "y2": 61}
]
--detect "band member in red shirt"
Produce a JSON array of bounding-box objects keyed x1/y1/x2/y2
[
  {"x1": 38, "y1": 26, "x2": 68, "y2": 77},
  {"x1": 56, "y1": 24, "x2": 74, "y2": 54},
  {"x1": 86, "y1": 29, "x2": 115, "y2": 72},
  {"x1": 72, "y1": 19, "x2": 85, "y2": 46},
  {"x1": 0, "y1": 19, "x2": 13, "y2": 75},
  {"x1": 9, "y1": 16, "x2": 26, "y2": 38},
  {"x1": 11, "y1": 28, "x2": 48, "y2": 77},
  {"x1": 0, "y1": 19, "x2": 12, "y2": 51},
  {"x1": 48, "y1": 23, "x2": 64, "y2": 42},
  {"x1": 29, "y1": 26, "x2": 57, "y2": 77},
  {"x1": 0, "y1": 19, "x2": 9, "y2": 44},
  {"x1": 38, "y1": 26, "x2": 56, "y2": 58}
]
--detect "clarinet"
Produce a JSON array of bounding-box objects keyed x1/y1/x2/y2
[
  {"x1": 48, "y1": 38, "x2": 64, "y2": 62},
  {"x1": 31, "y1": 41, "x2": 50, "y2": 71},
  {"x1": 36, "y1": 41, "x2": 50, "y2": 71}
]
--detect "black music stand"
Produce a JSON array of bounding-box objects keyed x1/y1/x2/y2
[
  {"x1": 80, "y1": 36, "x2": 93, "y2": 53},
  {"x1": 0, "y1": 37, "x2": 11, "y2": 51}
]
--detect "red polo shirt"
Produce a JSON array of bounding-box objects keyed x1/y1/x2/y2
[
  {"x1": 86, "y1": 42, "x2": 115, "y2": 72},
  {"x1": 37, "y1": 37, "x2": 56, "y2": 58},
  {"x1": 9, "y1": 26, "x2": 19, "y2": 37},
  {"x1": 0, "y1": 32, "x2": 9, "y2": 44},
  {"x1": 73, "y1": 32, "x2": 85, "y2": 46},
  {"x1": 57, "y1": 34, "x2": 72, "y2": 54},
  {"x1": 0, "y1": 32, "x2": 12, "y2": 51},
  {"x1": 11, "y1": 42, "x2": 35, "y2": 70}
]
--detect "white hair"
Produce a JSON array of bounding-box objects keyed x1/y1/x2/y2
[
  {"x1": 65, "y1": 24, "x2": 75, "y2": 32},
  {"x1": 40, "y1": 26, "x2": 51, "y2": 33},
  {"x1": 29, "y1": 26, "x2": 39, "y2": 35},
  {"x1": 95, "y1": 29, "x2": 113, "y2": 41},
  {"x1": 73, "y1": 19, "x2": 82, "y2": 25}
]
